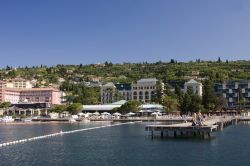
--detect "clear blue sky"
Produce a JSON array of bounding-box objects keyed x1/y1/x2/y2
[{"x1": 0, "y1": 0, "x2": 250, "y2": 67}]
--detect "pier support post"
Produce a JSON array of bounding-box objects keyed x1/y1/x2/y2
[
  {"x1": 165, "y1": 131, "x2": 168, "y2": 137},
  {"x1": 233, "y1": 119, "x2": 238, "y2": 125},
  {"x1": 218, "y1": 122, "x2": 224, "y2": 131},
  {"x1": 161, "y1": 130, "x2": 164, "y2": 138},
  {"x1": 201, "y1": 132, "x2": 205, "y2": 139},
  {"x1": 151, "y1": 131, "x2": 154, "y2": 139},
  {"x1": 174, "y1": 131, "x2": 177, "y2": 138}
]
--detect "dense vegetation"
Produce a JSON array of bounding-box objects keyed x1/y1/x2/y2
[
  {"x1": 1, "y1": 59, "x2": 250, "y2": 85},
  {"x1": 48, "y1": 103, "x2": 83, "y2": 115}
]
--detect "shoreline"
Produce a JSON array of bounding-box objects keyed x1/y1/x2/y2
[{"x1": 0, "y1": 121, "x2": 84, "y2": 126}]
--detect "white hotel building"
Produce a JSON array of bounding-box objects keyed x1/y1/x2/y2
[{"x1": 131, "y1": 78, "x2": 157, "y2": 103}]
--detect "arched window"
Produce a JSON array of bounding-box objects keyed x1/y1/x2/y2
[
  {"x1": 151, "y1": 91, "x2": 155, "y2": 99},
  {"x1": 133, "y1": 92, "x2": 137, "y2": 100},
  {"x1": 139, "y1": 91, "x2": 143, "y2": 100},
  {"x1": 145, "y1": 91, "x2": 149, "y2": 100}
]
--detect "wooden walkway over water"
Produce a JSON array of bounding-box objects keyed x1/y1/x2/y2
[{"x1": 145, "y1": 116, "x2": 239, "y2": 139}]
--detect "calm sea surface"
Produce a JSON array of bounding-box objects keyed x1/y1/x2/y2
[{"x1": 0, "y1": 121, "x2": 250, "y2": 166}]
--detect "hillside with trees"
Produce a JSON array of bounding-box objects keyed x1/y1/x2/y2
[{"x1": 0, "y1": 59, "x2": 249, "y2": 111}]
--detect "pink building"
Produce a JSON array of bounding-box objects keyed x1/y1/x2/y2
[
  {"x1": 2, "y1": 88, "x2": 61, "y2": 105},
  {"x1": 0, "y1": 80, "x2": 6, "y2": 102}
]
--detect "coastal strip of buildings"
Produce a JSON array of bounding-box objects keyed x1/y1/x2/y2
[
  {"x1": 101, "y1": 78, "x2": 203, "y2": 104},
  {"x1": 1, "y1": 76, "x2": 250, "y2": 117},
  {"x1": 101, "y1": 78, "x2": 250, "y2": 109}
]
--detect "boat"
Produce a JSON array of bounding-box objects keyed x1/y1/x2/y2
[{"x1": 0, "y1": 116, "x2": 14, "y2": 123}]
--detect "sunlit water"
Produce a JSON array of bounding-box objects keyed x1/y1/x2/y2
[{"x1": 0, "y1": 121, "x2": 250, "y2": 166}]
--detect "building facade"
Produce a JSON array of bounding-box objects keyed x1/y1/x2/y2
[
  {"x1": 1, "y1": 87, "x2": 61, "y2": 105},
  {"x1": 6, "y1": 78, "x2": 33, "y2": 89},
  {"x1": 0, "y1": 80, "x2": 6, "y2": 102},
  {"x1": 101, "y1": 78, "x2": 158, "y2": 104},
  {"x1": 184, "y1": 79, "x2": 203, "y2": 96},
  {"x1": 131, "y1": 78, "x2": 158, "y2": 103},
  {"x1": 100, "y1": 82, "x2": 116, "y2": 104},
  {"x1": 215, "y1": 80, "x2": 250, "y2": 108},
  {"x1": 115, "y1": 83, "x2": 132, "y2": 101}
]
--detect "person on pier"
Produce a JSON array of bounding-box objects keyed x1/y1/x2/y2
[
  {"x1": 197, "y1": 111, "x2": 205, "y2": 126},
  {"x1": 192, "y1": 113, "x2": 198, "y2": 126}
]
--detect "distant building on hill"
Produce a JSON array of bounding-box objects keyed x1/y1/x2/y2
[
  {"x1": 100, "y1": 78, "x2": 158, "y2": 104},
  {"x1": 6, "y1": 78, "x2": 33, "y2": 89},
  {"x1": 184, "y1": 79, "x2": 203, "y2": 96},
  {"x1": 131, "y1": 78, "x2": 158, "y2": 103},
  {"x1": 100, "y1": 82, "x2": 116, "y2": 104},
  {"x1": 215, "y1": 80, "x2": 250, "y2": 108},
  {"x1": 115, "y1": 83, "x2": 131, "y2": 101}
]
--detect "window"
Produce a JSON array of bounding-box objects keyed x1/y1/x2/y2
[
  {"x1": 242, "y1": 89, "x2": 245, "y2": 93},
  {"x1": 139, "y1": 91, "x2": 143, "y2": 100},
  {"x1": 145, "y1": 91, "x2": 149, "y2": 100},
  {"x1": 223, "y1": 93, "x2": 226, "y2": 98},
  {"x1": 229, "y1": 89, "x2": 232, "y2": 94},
  {"x1": 235, "y1": 83, "x2": 238, "y2": 89},
  {"x1": 133, "y1": 92, "x2": 137, "y2": 100}
]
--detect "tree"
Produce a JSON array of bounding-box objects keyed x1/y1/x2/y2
[
  {"x1": 49, "y1": 105, "x2": 67, "y2": 113},
  {"x1": 238, "y1": 87, "x2": 245, "y2": 109},
  {"x1": 114, "y1": 90, "x2": 124, "y2": 101},
  {"x1": 117, "y1": 100, "x2": 141, "y2": 114},
  {"x1": 67, "y1": 103, "x2": 83, "y2": 115},
  {"x1": 162, "y1": 96, "x2": 179, "y2": 112},
  {"x1": 215, "y1": 95, "x2": 227, "y2": 111},
  {"x1": 217, "y1": 57, "x2": 222, "y2": 63},
  {"x1": 0, "y1": 102, "x2": 12, "y2": 108},
  {"x1": 202, "y1": 80, "x2": 217, "y2": 111},
  {"x1": 180, "y1": 93, "x2": 191, "y2": 113},
  {"x1": 180, "y1": 87, "x2": 203, "y2": 113},
  {"x1": 151, "y1": 80, "x2": 164, "y2": 103},
  {"x1": 174, "y1": 85, "x2": 183, "y2": 102}
]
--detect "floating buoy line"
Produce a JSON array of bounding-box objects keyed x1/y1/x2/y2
[{"x1": 0, "y1": 121, "x2": 141, "y2": 148}]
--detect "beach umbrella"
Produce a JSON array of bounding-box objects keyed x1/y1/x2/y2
[
  {"x1": 113, "y1": 112, "x2": 121, "y2": 116},
  {"x1": 93, "y1": 112, "x2": 100, "y2": 116},
  {"x1": 101, "y1": 112, "x2": 110, "y2": 116},
  {"x1": 152, "y1": 112, "x2": 162, "y2": 116},
  {"x1": 127, "y1": 112, "x2": 136, "y2": 116},
  {"x1": 146, "y1": 110, "x2": 153, "y2": 113},
  {"x1": 78, "y1": 113, "x2": 84, "y2": 116}
]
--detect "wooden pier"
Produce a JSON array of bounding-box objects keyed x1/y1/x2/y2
[{"x1": 145, "y1": 116, "x2": 238, "y2": 139}]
